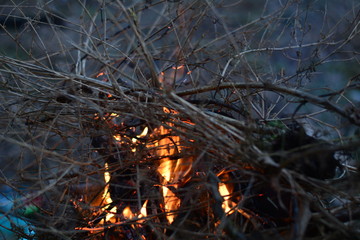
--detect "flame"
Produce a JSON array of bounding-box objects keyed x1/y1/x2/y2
[
  {"x1": 122, "y1": 206, "x2": 135, "y2": 219},
  {"x1": 150, "y1": 124, "x2": 182, "y2": 224},
  {"x1": 218, "y1": 178, "x2": 251, "y2": 219},
  {"x1": 122, "y1": 200, "x2": 148, "y2": 222},
  {"x1": 84, "y1": 103, "x2": 193, "y2": 231},
  {"x1": 138, "y1": 200, "x2": 148, "y2": 219},
  {"x1": 147, "y1": 107, "x2": 193, "y2": 224},
  {"x1": 89, "y1": 120, "x2": 150, "y2": 226},
  {"x1": 80, "y1": 100, "x2": 257, "y2": 237},
  {"x1": 218, "y1": 182, "x2": 236, "y2": 215},
  {"x1": 74, "y1": 162, "x2": 118, "y2": 232},
  {"x1": 77, "y1": 67, "x2": 197, "y2": 235},
  {"x1": 155, "y1": 107, "x2": 193, "y2": 184},
  {"x1": 131, "y1": 127, "x2": 149, "y2": 152},
  {"x1": 98, "y1": 126, "x2": 150, "y2": 224},
  {"x1": 113, "y1": 134, "x2": 121, "y2": 142},
  {"x1": 102, "y1": 162, "x2": 117, "y2": 223}
]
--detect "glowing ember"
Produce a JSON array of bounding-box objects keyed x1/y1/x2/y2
[
  {"x1": 96, "y1": 72, "x2": 105, "y2": 77},
  {"x1": 96, "y1": 71, "x2": 112, "y2": 97}
]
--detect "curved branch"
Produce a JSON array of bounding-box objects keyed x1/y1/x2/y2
[{"x1": 176, "y1": 82, "x2": 359, "y2": 126}]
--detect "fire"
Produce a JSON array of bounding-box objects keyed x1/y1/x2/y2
[
  {"x1": 217, "y1": 174, "x2": 252, "y2": 219},
  {"x1": 122, "y1": 206, "x2": 135, "y2": 219},
  {"x1": 101, "y1": 162, "x2": 117, "y2": 223},
  {"x1": 102, "y1": 106, "x2": 194, "y2": 225},
  {"x1": 172, "y1": 65, "x2": 184, "y2": 70},
  {"x1": 78, "y1": 68, "x2": 251, "y2": 236},
  {"x1": 146, "y1": 107, "x2": 193, "y2": 224},
  {"x1": 218, "y1": 182, "x2": 235, "y2": 214},
  {"x1": 130, "y1": 127, "x2": 149, "y2": 152},
  {"x1": 75, "y1": 112, "x2": 257, "y2": 240},
  {"x1": 93, "y1": 68, "x2": 194, "y2": 227},
  {"x1": 75, "y1": 113, "x2": 152, "y2": 232},
  {"x1": 102, "y1": 106, "x2": 193, "y2": 225},
  {"x1": 138, "y1": 200, "x2": 148, "y2": 219},
  {"x1": 160, "y1": 186, "x2": 179, "y2": 224},
  {"x1": 99, "y1": 126, "x2": 149, "y2": 224}
]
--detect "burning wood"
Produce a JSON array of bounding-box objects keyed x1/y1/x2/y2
[
  {"x1": 73, "y1": 81, "x2": 268, "y2": 238},
  {"x1": 69, "y1": 70, "x2": 345, "y2": 240},
  {"x1": 147, "y1": 107, "x2": 194, "y2": 224},
  {"x1": 73, "y1": 99, "x2": 250, "y2": 238},
  {"x1": 2, "y1": 2, "x2": 359, "y2": 240}
]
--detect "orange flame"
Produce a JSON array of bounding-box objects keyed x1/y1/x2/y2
[
  {"x1": 218, "y1": 182, "x2": 236, "y2": 215},
  {"x1": 84, "y1": 103, "x2": 194, "y2": 230},
  {"x1": 147, "y1": 107, "x2": 193, "y2": 224},
  {"x1": 79, "y1": 103, "x2": 255, "y2": 237},
  {"x1": 122, "y1": 206, "x2": 135, "y2": 219},
  {"x1": 96, "y1": 162, "x2": 118, "y2": 224},
  {"x1": 121, "y1": 200, "x2": 148, "y2": 225},
  {"x1": 218, "y1": 178, "x2": 251, "y2": 219}
]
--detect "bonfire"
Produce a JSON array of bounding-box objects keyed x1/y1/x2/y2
[{"x1": 0, "y1": 1, "x2": 359, "y2": 240}]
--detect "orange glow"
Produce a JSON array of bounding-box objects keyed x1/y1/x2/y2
[
  {"x1": 96, "y1": 72, "x2": 105, "y2": 77},
  {"x1": 113, "y1": 134, "x2": 121, "y2": 142},
  {"x1": 147, "y1": 107, "x2": 193, "y2": 224},
  {"x1": 149, "y1": 123, "x2": 184, "y2": 224},
  {"x1": 84, "y1": 112, "x2": 152, "y2": 226},
  {"x1": 75, "y1": 226, "x2": 110, "y2": 231},
  {"x1": 139, "y1": 200, "x2": 148, "y2": 219},
  {"x1": 218, "y1": 182, "x2": 236, "y2": 214},
  {"x1": 172, "y1": 65, "x2": 184, "y2": 70},
  {"x1": 83, "y1": 105, "x2": 194, "y2": 231},
  {"x1": 130, "y1": 127, "x2": 149, "y2": 152},
  {"x1": 76, "y1": 200, "x2": 149, "y2": 232},
  {"x1": 96, "y1": 72, "x2": 111, "y2": 96},
  {"x1": 123, "y1": 206, "x2": 135, "y2": 219},
  {"x1": 158, "y1": 65, "x2": 187, "y2": 89},
  {"x1": 161, "y1": 186, "x2": 179, "y2": 224},
  {"x1": 79, "y1": 101, "x2": 255, "y2": 237},
  {"x1": 102, "y1": 162, "x2": 117, "y2": 223},
  {"x1": 97, "y1": 125, "x2": 150, "y2": 224},
  {"x1": 218, "y1": 180, "x2": 251, "y2": 219}
]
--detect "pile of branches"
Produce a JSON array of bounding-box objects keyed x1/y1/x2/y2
[{"x1": 0, "y1": 0, "x2": 359, "y2": 239}]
